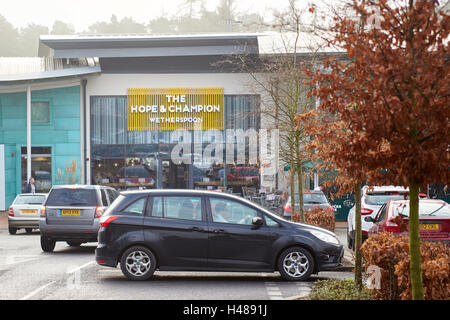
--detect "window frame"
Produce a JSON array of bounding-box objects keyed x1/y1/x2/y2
[
  {"x1": 31, "y1": 100, "x2": 51, "y2": 124},
  {"x1": 147, "y1": 195, "x2": 206, "y2": 222},
  {"x1": 120, "y1": 196, "x2": 148, "y2": 216},
  {"x1": 206, "y1": 196, "x2": 263, "y2": 226}
]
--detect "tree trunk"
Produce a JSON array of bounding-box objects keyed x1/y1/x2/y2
[
  {"x1": 296, "y1": 145, "x2": 305, "y2": 223},
  {"x1": 290, "y1": 159, "x2": 296, "y2": 222},
  {"x1": 354, "y1": 182, "x2": 363, "y2": 290},
  {"x1": 409, "y1": 180, "x2": 424, "y2": 300}
]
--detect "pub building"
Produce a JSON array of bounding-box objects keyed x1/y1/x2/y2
[{"x1": 0, "y1": 33, "x2": 324, "y2": 211}]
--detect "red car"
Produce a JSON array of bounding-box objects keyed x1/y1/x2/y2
[{"x1": 367, "y1": 199, "x2": 450, "y2": 241}]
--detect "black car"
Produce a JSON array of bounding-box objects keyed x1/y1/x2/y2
[{"x1": 95, "y1": 190, "x2": 344, "y2": 281}]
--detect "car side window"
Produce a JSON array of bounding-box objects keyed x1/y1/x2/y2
[
  {"x1": 107, "y1": 189, "x2": 117, "y2": 203},
  {"x1": 101, "y1": 189, "x2": 109, "y2": 206},
  {"x1": 150, "y1": 196, "x2": 202, "y2": 221},
  {"x1": 123, "y1": 197, "x2": 147, "y2": 215},
  {"x1": 264, "y1": 214, "x2": 281, "y2": 227},
  {"x1": 164, "y1": 196, "x2": 202, "y2": 221},
  {"x1": 209, "y1": 197, "x2": 258, "y2": 225},
  {"x1": 151, "y1": 197, "x2": 163, "y2": 217},
  {"x1": 376, "y1": 204, "x2": 388, "y2": 222}
]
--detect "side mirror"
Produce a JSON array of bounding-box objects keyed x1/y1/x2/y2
[
  {"x1": 252, "y1": 216, "x2": 263, "y2": 228},
  {"x1": 364, "y1": 216, "x2": 375, "y2": 223}
]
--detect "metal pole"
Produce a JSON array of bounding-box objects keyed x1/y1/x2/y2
[{"x1": 26, "y1": 82, "x2": 32, "y2": 185}]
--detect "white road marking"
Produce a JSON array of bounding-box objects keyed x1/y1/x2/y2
[
  {"x1": 19, "y1": 281, "x2": 55, "y2": 300},
  {"x1": 67, "y1": 261, "x2": 95, "y2": 274},
  {"x1": 265, "y1": 282, "x2": 284, "y2": 300}
]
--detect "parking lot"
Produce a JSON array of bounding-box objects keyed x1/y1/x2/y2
[{"x1": 0, "y1": 210, "x2": 354, "y2": 300}]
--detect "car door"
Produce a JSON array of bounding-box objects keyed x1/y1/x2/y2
[
  {"x1": 206, "y1": 196, "x2": 279, "y2": 271},
  {"x1": 143, "y1": 195, "x2": 209, "y2": 269}
]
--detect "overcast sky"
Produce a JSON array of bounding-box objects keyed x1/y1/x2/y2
[{"x1": 0, "y1": 0, "x2": 306, "y2": 32}]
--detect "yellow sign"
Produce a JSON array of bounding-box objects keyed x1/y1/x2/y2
[{"x1": 127, "y1": 88, "x2": 224, "y2": 131}]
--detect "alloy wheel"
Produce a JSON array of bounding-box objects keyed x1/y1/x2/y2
[
  {"x1": 125, "y1": 250, "x2": 152, "y2": 277},
  {"x1": 282, "y1": 251, "x2": 309, "y2": 278}
]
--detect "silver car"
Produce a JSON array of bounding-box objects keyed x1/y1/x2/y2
[
  {"x1": 39, "y1": 185, "x2": 119, "y2": 252},
  {"x1": 282, "y1": 190, "x2": 335, "y2": 218},
  {"x1": 8, "y1": 193, "x2": 47, "y2": 235}
]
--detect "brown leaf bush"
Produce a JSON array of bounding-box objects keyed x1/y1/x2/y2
[
  {"x1": 292, "y1": 207, "x2": 335, "y2": 232},
  {"x1": 361, "y1": 233, "x2": 450, "y2": 300}
]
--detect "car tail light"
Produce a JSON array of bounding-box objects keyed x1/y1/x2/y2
[
  {"x1": 326, "y1": 206, "x2": 335, "y2": 213},
  {"x1": 40, "y1": 206, "x2": 46, "y2": 217},
  {"x1": 384, "y1": 219, "x2": 401, "y2": 233},
  {"x1": 284, "y1": 204, "x2": 291, "y2": 213},
  {"x1": 361, "y1": 207, "x2": 374, "y2": 216},
  {"x1": 9, "y1": 207, "x2": 14, "y2": 217},
  {"x1": 99, "y1": 216, "x2": 119, "y2": 228},
  {"x1": 95, "y1": 206, "x2": 106, "y2": 218}
]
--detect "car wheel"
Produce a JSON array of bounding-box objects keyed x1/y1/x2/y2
[
  {"x1": 120, "y1": 246, "x2": 156, "y2": 281},
  {"x1": 277, "y1": 247, "x2": 314, "y2": 281},
  {"x1": 8, "y1": 226, "x2": 17, "y2": 235},
  {"x1": 25, "y1": 228, "x2": 33, "y2": 234},
  {"x1": 41, "y1": 236, "x2": 56, "y2": 252}
]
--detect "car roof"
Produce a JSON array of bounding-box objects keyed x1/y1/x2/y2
[
  {"x1": 389, "y1": 199, "x2": 448, "y2": 205},
  {"x1": 363, "y1": 185, "x2": 408, "y2": 193},
  {"x1": 50, "y1": 184, "x2": 111, "y2": 190},
  {"x1": 16, "y1": 193, "x2": 47, "y2": 197},
  {"x1": 122, "y1": 189, "x2": 239, "y2": 197}
]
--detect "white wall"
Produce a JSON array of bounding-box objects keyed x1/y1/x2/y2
[{"x1": 85, "y1": 73, "x2": 256, "y2": 96}]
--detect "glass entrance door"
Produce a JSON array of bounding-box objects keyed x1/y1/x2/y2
[{"x1": 21, "y1": 147, "x2": 52, "y2": 193}]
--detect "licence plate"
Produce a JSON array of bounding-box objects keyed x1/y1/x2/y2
[
  {"x1": 21, "y1": 210, "x2": 37, "y2": 215},
  {"x1": 420, "y1": 224, "x2": 440, "y2": 231},
  {"x1": 60, "y1": 209, "x2": 81, "y2": 216}
]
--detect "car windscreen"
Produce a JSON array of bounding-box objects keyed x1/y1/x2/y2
[
  {"x1": 295, "y1": 193, "x2": 328, "y2": 204},
  {"x1": 365, "y1": 193, "x2": 405, "y2": 205},
  {"x1": 392, "y1": 202, "x2": 450, "y2": 217},
  {"x1": 15, "y1": 195, "x2": 46, "y2": 205},
  {"x1": 46, "y1": 188, "x2": 98, "y2": 206}
]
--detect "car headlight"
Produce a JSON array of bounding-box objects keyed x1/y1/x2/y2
[{"x1": 310, "y1": 230, "x2": 340, "y2": 245}]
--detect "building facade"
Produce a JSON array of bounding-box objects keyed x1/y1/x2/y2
[{"x1": 1, "y1": 34, "x2": 290, "y2": 210}]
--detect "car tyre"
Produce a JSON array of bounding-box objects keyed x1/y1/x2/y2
[
  {"x1": 8, "y1": 226, "x2": 17, "y2": 235},
  {"x1": 41, "y1": 236, "x2": 56, "y2": 252},
  {"x1": 120, "y1": 246, "x2": 156, "y2": 281},
  {"x1": 277, "y1": 247, "x2": 314, "y2": 281}
]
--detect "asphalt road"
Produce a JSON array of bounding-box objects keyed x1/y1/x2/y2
[{"x1": 0, "y1": 213, "x2": 354, "y2": 301}]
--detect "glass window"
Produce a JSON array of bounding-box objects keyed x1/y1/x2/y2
[
  {"x1": 106, "y1": 189, "x2": 118, "y2": 203},
  {"x1": 152, "y1": 197, "x2": 163, "y2": 217},
  {"x1": 265, "y1": 214, "x2": 280, "y2": 227},
  {"x1": 21, "y1": 147, "x2": 52, "y2": 193},
  {"x1": 392, "y1": 201, "x2": 450, "y2": 218},
  {"x1": 46, "y1": 188, "x2": 98, "y2": 206},
  {"x1": 14, "y1": 195, "x2": 46, "y2": 205},
  {"x1": 365, "y1": 193, "x2": 406, "y2": 205},
  {"x1": 101, "y1": 189, "x2": 108, "y2": 206},
  {"x1": 123, "y1": 197, "x2": 147, "y2": 215},
  {"x1": 375, "y1": 204, "x2": 388, "y2": 222},
  {"x1": 31, "y1": 101, "x2": 49, "y2": 123},
  {"x1": 164, "y1": 196, "x2": 202, "y2": 221},
  {"x1": 210, "y1": 197, "x2": 258, "y2": 225}
]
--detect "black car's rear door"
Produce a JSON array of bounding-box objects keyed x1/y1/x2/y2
[{"x1": 143, "y1": 195, "x2": 209, "y2": 269}]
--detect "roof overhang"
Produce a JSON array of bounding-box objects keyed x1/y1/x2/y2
[
  {"x1": 0, "y1": 65, "x2": 101, "y2": 85},
  {"x1": 39, "y1": 34, "x2": 260, "y2": 58}
]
